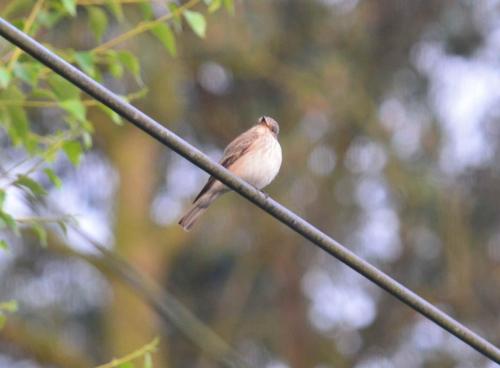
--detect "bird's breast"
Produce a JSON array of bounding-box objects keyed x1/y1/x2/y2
[{"x1": 232, "y1": 134, "x2": 282, "y2": 190}]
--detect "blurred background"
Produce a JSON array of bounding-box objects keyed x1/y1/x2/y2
[{"x1": 1, "y1": 0, "x2": 500, "y2": 367}]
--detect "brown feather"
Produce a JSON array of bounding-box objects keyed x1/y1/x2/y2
[{"x1": 193, "y1": 128, "x2": 260, "y2": 202}]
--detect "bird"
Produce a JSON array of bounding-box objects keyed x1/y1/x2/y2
[{"x1": 178, "y1": 116, "x2": 282, "y2": 231}]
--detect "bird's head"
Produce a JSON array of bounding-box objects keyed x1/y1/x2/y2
[{"x1": 258, "y1": 116, "x2": 280, "y2": 137}]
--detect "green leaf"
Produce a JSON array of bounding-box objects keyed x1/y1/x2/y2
[
  {"x1": 0, "y1": 240, "x2": 8, "y2": 250},
  {"x1": 87, "y1": 6, "x2": 108, "y2": 42},
  {"x1": 144, "y1": 353, "x2": 153, "y2": 368},
  {"x1": 59, "y1": 99, "x2": 86, "y2": 123},
  {"x1": 0, "y1": 190, "x2": 5, "y2": 209},
  {"x1": 31, "y1": 88, "x2": 57, "y2": 100},
  {"x1": 15, "y1": 175, "x2": 48, "y2": 196},
  {"x1": 6, "y1": 106, "x2": 29, "y2": 146},
  {"x1": 117, "y1": 51, "x2": 140, "y2": 79},
  {"x1": 74, "y1": 52, "x2": 95, "y2": 77},
  {"x1": 109, "y1": 62, "x2": 124, "y2": 79},
  {"x1": 140, "y1": 3, "x2": 153, "y2": 20},
  {"x1": 43, "y1": 168, "x2": 62, "y2": 189},
  {"x1": 82, "y1": 132, "x2": 93, "y2": 149},
  {"x1": 183, "y1": 10, "x2": 206, "y2": 38},
  {"x1": 208, "y1": 0, "x2": 222, "y2": 13},
  {"x1": 151, "y1": 23, "x2": 177, "y2": 56},
  {"x1": 106, "y1": 0, "x2": 124, "y2": 21},
  {"x1": 117, "y1": 363, "x2": 134, "y2": 368},
  {"x1": 32, "y1": 223, "x2": 48, "y2": 247},
  {"x1": 0, "y1": 211, "x2": 17, "y2": 234},
  {"x1": 61, "y1": 0, "x2": 77, "y2": 16},
  {"x1": 223, "y1": 0, "x2": 235, "y2": 14},
  {"x1": 63, "y1": 140, "x2": 83, "y2": 166},
  {"x1": 0, "y1": 67, "x2": 11, "y2": 89},
  {"x1": 98, "y1": 104, "x2": 122, "y2": 125},
  {"x1": 0, "y1": 300, "x2": 18, "y2": 313},
  {"x1": 0, "y1": 86, "x2": 27, "y2": 146},
  {"x1": 37, "y1": 8, "x2": 65, "y2": 28},
  {"x1": 13, "y1": 63, "x2": 42, "y2": 87},
  {"x1": 48, "y1": 74, "x2": 80, "y2": 100},
  {"x1": 0, "y1": 315, "x2": 5, "y2": 329},
  {"x1": 167, "y1": 3, "x2": 182, "y2": 31}
]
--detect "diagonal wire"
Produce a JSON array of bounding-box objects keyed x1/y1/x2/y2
[{"x1": 0, "y1": 17, "x2": 498, "y2": 363}]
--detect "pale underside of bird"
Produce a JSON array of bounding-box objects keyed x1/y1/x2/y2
[{"x1": 178, "y1": 116, "x2": 282, "y2": 231}]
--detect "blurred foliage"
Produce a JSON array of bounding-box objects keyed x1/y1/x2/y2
[{"x1": 1, "y1": 0, "x2": 500, "y2": 368}]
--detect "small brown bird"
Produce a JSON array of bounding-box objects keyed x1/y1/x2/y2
[{"x1": 178, "y1": 116, "x2": 282, "y2": 231}]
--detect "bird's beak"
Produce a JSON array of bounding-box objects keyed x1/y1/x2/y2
[{"x1": 259, "y1": 116, "x2": 267, "y2": 125}]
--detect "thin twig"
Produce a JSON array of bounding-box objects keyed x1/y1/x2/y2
[
  {"x1": 92, "y1": 0, "x2": 201, "y2": 53},
  {"x1": 6, "y1": 0, "x2": 44, "y2": 72},
  {"x1": 94, "y1": 337, "x2": 159, "y2": 368}
]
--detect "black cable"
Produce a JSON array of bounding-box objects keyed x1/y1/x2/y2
[{"x1": 0, "y1": 17, "x2": 498, "y2": 363}]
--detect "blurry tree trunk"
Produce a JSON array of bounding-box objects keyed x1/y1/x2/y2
[
  {"x1": 439, "y1": 187, "x2": 476, "y2": 313},
  {"x1": 274, "y1": 241, "x2": 312, "y2": 368},
  {"x1": 98, "y1": 123, "x2": 168, "y2": 364}
]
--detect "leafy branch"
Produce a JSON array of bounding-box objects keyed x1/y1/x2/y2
[{"x1": 94, "y1": 337, "x2": 159, "y2": 368}]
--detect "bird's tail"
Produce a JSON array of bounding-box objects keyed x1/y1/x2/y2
[
  {"x1": 178, "y1": 192, "x2": 220, "y2": 231},
  {"x1": 178, "y1": 203, "x2": 208, "y2": 231}
]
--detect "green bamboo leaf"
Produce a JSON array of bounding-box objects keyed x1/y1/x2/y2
[
  {"x1": 59, "y1": 99, "x2": 86, "y2": 123},
  {"x1": 151, "y1": 23, "x2": 177, "y2": 56},
  {"x1": 43, "y1": 168, "x2": 62, "y2": 189},
  {"x1": 61, "y1": 0, "x2": 76, "y2": 16},
  {"x1": 15, "y1": 175, "x2": 48, "y2": 196},
  {"x1": 87, "y1": 6, "x2": 108, "y2": 42},
  {"x1": 32, "y1": 223, "x2": 48, "y2": 247},
  {"x1": 0, "y1": 240, "x2": 8, "y2": 250},
  {"x1": 63, "y1": 140, "x2": 83, "y2": 166},
  {"x1": 0, "y1": 67, "x2": 10, "y2": 89},
  {"x1": 183, "y1": 10, "x2": 206, "y2": 38}
]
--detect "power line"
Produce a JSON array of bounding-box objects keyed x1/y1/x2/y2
[{"x1": 0, "y1": 17, "x2": 498, "y2": 363}]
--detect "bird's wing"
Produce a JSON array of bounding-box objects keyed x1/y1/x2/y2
[{"x1": 193, "y1": 128, "x2": 259, "y2": 203}]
